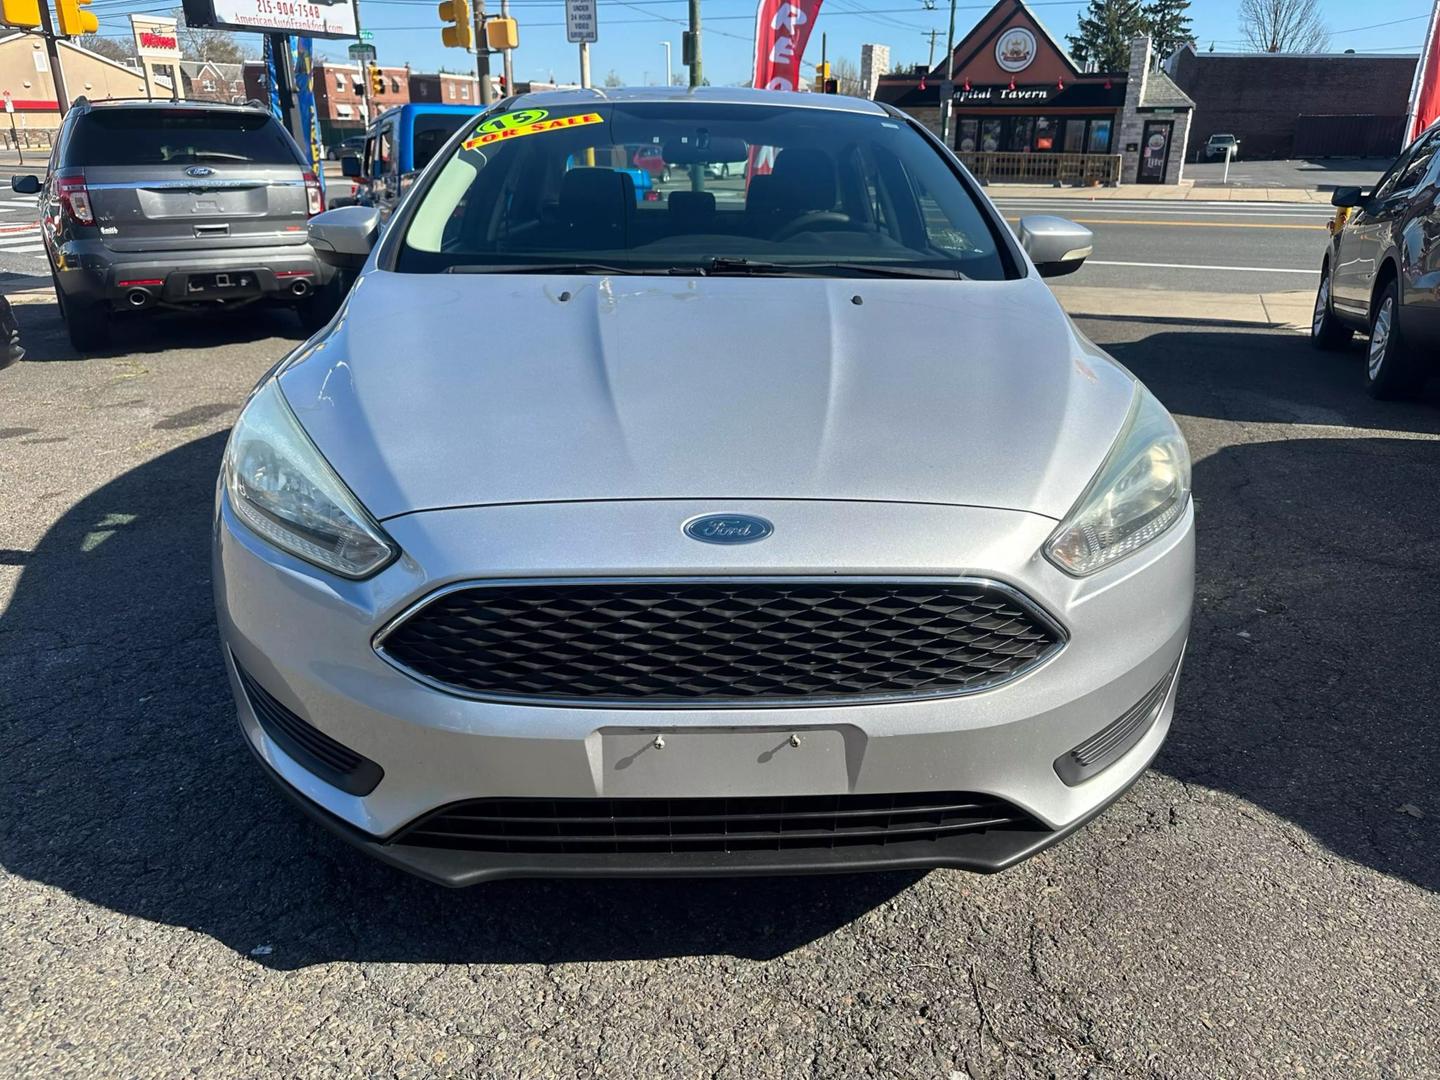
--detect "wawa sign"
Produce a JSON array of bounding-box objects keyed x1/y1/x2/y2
[{"x1": 131, "y1": 14, "x2": 182, "y2": 61}]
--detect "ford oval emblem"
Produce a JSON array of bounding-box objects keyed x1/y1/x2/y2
[
  {"x1": 684, "y1": 514, "x2": 774, "y2": 545},
  {"x1": 185, "y1": 166, "x2": 214, "y2": 178}
]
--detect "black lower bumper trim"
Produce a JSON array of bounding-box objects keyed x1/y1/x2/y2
[{"x1": 240, "y1": 721, "x2": 1158, "y2": 887}]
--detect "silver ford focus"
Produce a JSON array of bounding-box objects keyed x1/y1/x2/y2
[{"x1": 214, "y1": 88, "x2": 1193, "y2": 885}]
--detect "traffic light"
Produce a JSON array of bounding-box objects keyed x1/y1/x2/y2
[
  {"x1": 824, "y1": 78, "x2": 838, "y2": 94},
  {"x1": 368, "y1": 63, "x2": 384, "y2": 96},
  {"x1": 0, "y1": 0, "x2": 41, "y2": 28},
  {"x1": 55, "y1": 0, "x2": 97, "y2": 35},
  {"x1": 438, "y1": 0, "x2": 472, "y2": 48},
  {"x1": 485, "y1": 15, "x2": 517, "y2": 51}
]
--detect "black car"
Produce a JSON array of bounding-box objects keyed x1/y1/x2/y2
[
  {"x1": 327, "y1": 135, "x2": 366, "y2": 160},
  {"x1": 12, "y1": 98, "x2": 342, "y2": 351},
  {"x1": 1311, "y1": 122, "x2": 1440, "y2": 398}
]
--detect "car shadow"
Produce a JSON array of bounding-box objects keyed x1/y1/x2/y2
[
  {"x1": 1, "y1": 326, "x2": 1435, "y2": 973},
  {"x1": 0, "y1": 433, "x2": 919, "y2": 969},
  {"x1": 12, "y1": 296, "x2": 311, "y2": 361}
]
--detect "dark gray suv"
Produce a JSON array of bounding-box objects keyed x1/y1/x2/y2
[
  {"x1": 13, "y1": 99, "x2": 340, "y2": 351},
  {"x1": 1311, "y1": 122, "x2": 1440, "y2": 399}
]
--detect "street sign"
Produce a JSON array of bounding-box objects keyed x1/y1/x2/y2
[
  {"x1": 360, "y1": 29, "x2": 373, "y2": 41},
  {"x1": 565, "y1": 0, "x2": 596, "y2": 44},
  {"x1": 348, "y1": 42, "x2": 376, "y2": 62}
]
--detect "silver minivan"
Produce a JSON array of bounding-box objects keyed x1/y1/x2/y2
[{"x1": 13, "y1": 99, "x2": 340, "y2": 350}]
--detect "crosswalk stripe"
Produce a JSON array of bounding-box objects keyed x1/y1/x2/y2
[{"x1": 0, "y1": 233, "x2": 41, "y2": 246}]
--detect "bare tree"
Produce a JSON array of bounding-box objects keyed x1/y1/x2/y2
[
  {"x1": 1238, "y1": 0, "x2": 1329, "y2": 53},
  {"x1": 829, "y1": 56, "x2": 864, "y2": 97},
  {"x1": 73, "y1": 33, "x2": 133, "y2": 65},
  {"x1": 173, "y1": 8, "x2": 254, "y2": 64},
  {"x1": 603, "y1": 69, "x2": 623, "y2": 88}
]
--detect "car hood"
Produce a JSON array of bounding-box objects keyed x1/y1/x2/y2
[{"x1": 279, "y1": 270, "x2": 1137, "y2": 521}]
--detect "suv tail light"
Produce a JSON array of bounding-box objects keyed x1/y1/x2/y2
[
  {"x1": 56, "y1": 174, "x2": 94, "y2": 226},
  {"x1": 303, "y1": 171, "x2": 323, "y2": 217}
]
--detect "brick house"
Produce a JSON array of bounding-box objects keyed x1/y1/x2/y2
[
  {"x1": 408, "y1": 71, "x2": 480, "y2": 107},
  {"x1": 180, "y1": 60, "x2": 245, "y2": 104},
  {"x1": 244, "y1": 59, "x2": 412, "y2": 144}
]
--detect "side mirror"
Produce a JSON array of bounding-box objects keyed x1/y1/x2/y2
[
  {"x1": 341, "y1": 156, "x2": 362, "y2": 179},
  {"x1": 1017, "y1": 215, "x2": 1093, "y2": 278},
  {"x1": 308, "y1": 205, "x2": 381, "y2": 270},
  {"x1": 1331, "y1": 186, "x2": 1365, "y2": 208},
  {"x1": 11, "y1": 174, "x2": 40, "y2": 195}
]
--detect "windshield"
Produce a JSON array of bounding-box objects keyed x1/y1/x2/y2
[{"x1": 396, "y1": 101, "x2": 1012, "y2": 279}]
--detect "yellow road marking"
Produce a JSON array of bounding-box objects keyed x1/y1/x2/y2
[{"x1": 1004, "y1": 215, "x2": 1322, "y2": 230}]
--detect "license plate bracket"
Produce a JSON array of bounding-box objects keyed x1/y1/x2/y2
[
  {"x1": 596, "y1": 726, "x2": 859, "y2": 798},
  {"x1": 186, "y1": 271, "x2": 260, "y2": 296}
]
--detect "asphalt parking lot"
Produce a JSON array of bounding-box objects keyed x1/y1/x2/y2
[{"x1": 2, "y1": 296, "x2": 1438, "y2": 1079}]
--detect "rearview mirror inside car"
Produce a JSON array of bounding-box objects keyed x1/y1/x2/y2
[
  {"x1": 1016, "y1": 215, "x2": 1093, "y2": 279},
  {"x1": 308, "y1": 205, "x2": 381, "y2": 270},
  {"x1": 341, "y1": 156, "x2": 362, "y2": 179},
  {"x1": 1330, "y1": 186, "x2": 1365, "y2": 208},
  {"x1": 10, "y1": 175, "x2": 39, "y2": 195}
]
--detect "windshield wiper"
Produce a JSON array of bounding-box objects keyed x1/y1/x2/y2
[
  {"x1": 699, "y1": 256, "x2": 967, "y2": 279},
  {"x1": 445, "y1": 262, "x2": 655, "y2": 275}
]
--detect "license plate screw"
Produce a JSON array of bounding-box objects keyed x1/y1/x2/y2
[
  {"x1": 789, "y1": 734, "x2": 801, "y2": 748},
  {"x1": 652, "y1": 735, "x2": 665, "y2": 750}
]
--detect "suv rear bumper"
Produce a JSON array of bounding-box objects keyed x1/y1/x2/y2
[{"x1": 54, "y1": 240, "x2": 335, "y2": 308}]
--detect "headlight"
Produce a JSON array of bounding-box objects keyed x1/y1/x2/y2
[
  {"x1": 1045, "y1": 386, "x2": 1190, "y2": 576},
  {"x1": 222, "y1": 379, "x2": 396, "y2": 579}
]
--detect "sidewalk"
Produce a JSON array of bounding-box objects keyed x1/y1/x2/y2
[
  {"x1": 1050, "y1": 285, "x2": 1314, "y2": 332},
  {"x1": 987, "y1": 183, "x2": 1334, "y2": 204}
]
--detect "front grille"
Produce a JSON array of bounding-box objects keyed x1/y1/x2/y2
[
  {"x1": 236, "y1": 663, "x2": 384, "y2": 796},
  {"x1": 393, "y1": 791, "x2": 1037, "y2": 855},
  {"x1": 376, "y1": 578, "x2": 1064, "y2": 705}
]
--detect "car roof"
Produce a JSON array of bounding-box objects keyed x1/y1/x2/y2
[
  {"x1": 502, "y1": 85, "x2": 888, "y2": 117},
  {"x1": 76, "y1": 97, "x2": 272, "y2": 116}
]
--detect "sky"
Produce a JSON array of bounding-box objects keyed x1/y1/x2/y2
[{"x1": 82, "y1": 0, "x2": 1436, "y2": 88}]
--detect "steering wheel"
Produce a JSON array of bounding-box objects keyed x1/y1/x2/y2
[{"x1": 771, "y1": 211, "x2": 853, "y2": 242}]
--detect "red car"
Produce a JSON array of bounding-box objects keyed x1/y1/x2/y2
[{"x1": 631, "y1": 145, "x2": 671, "y2": 182}]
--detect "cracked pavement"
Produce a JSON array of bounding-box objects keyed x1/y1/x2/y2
[{"x1": 1, "y1": 303, "x2": 1437, "y2": 1079}]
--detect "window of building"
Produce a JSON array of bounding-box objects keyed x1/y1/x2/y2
[
  {"x1": 391, "y1": 76, "x2": 401, "y2": 93},
  {"x1": 956, "y1": 118, "x2": 978, "y2": 152},
  {"x1": 1032, "y1": 117, "x2": 1056, "y2": 152},
  {"x1": 1062, "y1": 120, "x2": 1086, "y2": 153},
  {"x1": 335, "y1": 73, "x2": 344, "y2": 91},
  {"x1": 352, "y1": 77, "x2": 363, "y2": 94},
  {"x1": 1008, "y1": 117, "x2": 1033, "y2": 153},
  {"x1": 203, "y1": 79, "x2": 215, "y2": 92},
  {"x1": 460, "y1": 84, "x2": 470, "y2": 100},
  {"x1": 980, "y1": 119, "x2": 1002, "y2": 152},
  {"x1": 1087, "y1": 119, "x2": 1112, "y2": 154}
]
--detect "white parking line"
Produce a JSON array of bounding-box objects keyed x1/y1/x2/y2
[{"x1": 1087, "y1": 259, "x2": 1320, "y2": 274}]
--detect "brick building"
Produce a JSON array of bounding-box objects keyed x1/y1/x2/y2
[
  {"x1": 408, "y1": 71, "x2": 480, "y2": 107},
  {"x1": 876, "y1": 0, "x2": 1193, "y2": 185},
  {"x1": 244, "y1": 60, "x2": 412, "y2": 144},
  {"x1": 179, "y1": 60, "x2": 245, "y2": 104},
  {"x1": 1167, "y1": 45, "x2": 1418, "y2": 159}
]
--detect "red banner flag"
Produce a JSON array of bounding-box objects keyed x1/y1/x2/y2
[
  {"x1": 1408, "y1": 0, "x2": 1440, "y2": 143},
  {"x1": 752, "y1": 0, "x2": 826, "y2": 93}
]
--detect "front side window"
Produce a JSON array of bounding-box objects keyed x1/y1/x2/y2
[{"x1": 396, "y1": 102, "x2": 1013, "y2": 280}]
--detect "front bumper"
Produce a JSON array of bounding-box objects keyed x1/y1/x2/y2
[{"x1": 215, "y1": 496, "x2": 1194, "y2": 885}]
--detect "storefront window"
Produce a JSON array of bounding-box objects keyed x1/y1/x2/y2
[
  {"x1": 1088, "y1": 119, "x2": 1113, "y2": 154},
  {"x1": 1008, "y1": 117, "x2": 1033, "y2": 152},
  {"x1": 980, "y1": 119, "x2": 1002, "y2": 152},
  {"x1": 1063, "y1": 120, "x2": 1086, "y2": 153},
  {"x1": 1033, "y1": 117, "x2": 1056, "y2": 152},
  {"x1": 957, "y1": 119, "x2": 978, "y2": 153}
]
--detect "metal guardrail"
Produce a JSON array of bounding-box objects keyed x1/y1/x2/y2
[{"x1": 957, "y1": 151, "x2": 1122, "y2": 186}]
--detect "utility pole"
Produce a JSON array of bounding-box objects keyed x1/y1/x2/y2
[
  {"x1": 940, "y1": 0, "x2": 957, "y2": 145},
  {"x1": 37, "y1": 2, "x2": 70, "y2": 117},
  {"x1": 661, "y1": 40, "x2": 671, "y2": 87},
  {"x1": 924, "y1": 28, "x2": 940, "y2": 71},
  {"x1": 500, "y1": 0, "x2": 514, "y2": 91},
  {"x1": 687, "y1": 0, "x2": 701, "y2": 87},
  {"x1": 353, "y1": 1, "x2": 373, "y2": 127},
  {"x1": 473, "y1": 0, "x2": 494, "y2": 104}
]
